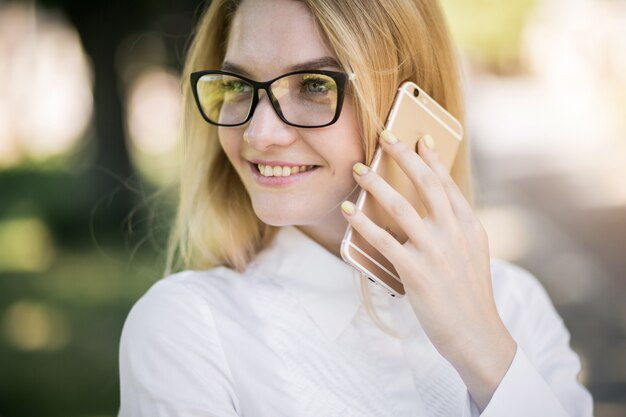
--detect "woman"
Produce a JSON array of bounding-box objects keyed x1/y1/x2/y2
[{"x1": 118, "y1": 0, "x2": 595, "y2": 416}]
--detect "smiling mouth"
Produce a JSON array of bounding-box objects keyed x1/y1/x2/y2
[{"x1": 250, "y1": 162, "x2": 321, "y2": 177}]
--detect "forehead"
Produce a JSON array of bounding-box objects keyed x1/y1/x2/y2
[{"x1": 224, "y1": 0, "x2": 337, "y2": 78}]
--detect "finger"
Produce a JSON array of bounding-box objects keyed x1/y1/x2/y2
[
  {"x1": 417, "y1": 135, "x2": 475, "y2": 223},
  {"x1": 379, "y1": 130, "x2": 455, "y2": 222},
  {"x1": 340, "y1": 200, "x2": 407, "y2": 267},
  {"x1": 351, "y1": 162, "x2": 428, "y2": 247}
]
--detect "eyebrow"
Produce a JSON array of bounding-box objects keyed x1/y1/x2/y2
[{"x1": 220, "y1": 57, "x2": 342, "y2": 77}]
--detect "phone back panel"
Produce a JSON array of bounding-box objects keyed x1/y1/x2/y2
[{"x1": 340, "y1": 82, "x2": 463, "y2": 297}]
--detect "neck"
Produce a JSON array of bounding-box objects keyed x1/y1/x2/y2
[
  {"x1": 296, "y1": 186, "x2": 360, "y2": 258},
  {"x1": 296, "y1": 213, "x2": 347, "y2": 258}
]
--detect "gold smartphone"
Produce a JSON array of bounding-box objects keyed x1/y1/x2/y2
[{"x1": 340, "y1": 81, "x2": 463, "y2": 297}]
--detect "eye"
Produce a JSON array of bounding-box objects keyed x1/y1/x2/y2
[
  {"x1": 221, "y1": 79, "x2": 251, "y2": 93},
  {"x1": 301, "y1": 75, "x2": 335, "y2": 94}
]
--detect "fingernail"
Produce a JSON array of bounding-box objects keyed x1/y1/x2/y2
[
  {"x1": 341, "y1": 201, "x2": 356, "y2": 215},
  {"x1": 381, "y1": 130, "x2": 398, "y2": 144},
  {"x1": 422, "y1": 134, "x2": 435, "y2": 150},
  {"x1": 352, "y1": 162, "x2": 369, "y2": 175}
]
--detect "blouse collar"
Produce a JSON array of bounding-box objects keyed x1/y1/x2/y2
[{"x1": 250, "y1": 225, "x2": 362, "y2": 341}]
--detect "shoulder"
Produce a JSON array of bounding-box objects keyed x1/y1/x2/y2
[
  {"x1": 120, "y1": 267, "x2": 250, "y2": 343},
  {"x1": 483, "y1": 260, "x2": 594, "y2": 417},
  {"x1": 489, "y1": 257, "x2": 549, "y2": 301},
  {"x1": 489, "y1": 258, "x2": 561, "y2": 332},
  {"x1": 118, "y1": 268, "x2": 244, "y2": 414},
  {"x1": 489, "y1": 258, "x2": 570, "y2": 352}
]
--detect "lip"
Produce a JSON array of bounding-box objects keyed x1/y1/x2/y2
[{"x1": 247, "y1": 161, "x2": 321, "y2": 186}]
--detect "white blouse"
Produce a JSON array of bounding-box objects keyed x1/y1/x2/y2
[{"x1": 118, "y1": 225, "x2": 594, "y2": 417}]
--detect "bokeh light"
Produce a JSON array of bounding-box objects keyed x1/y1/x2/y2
[
  {"x1": 0, "y1": 216, "x2": 55, "y2": 273},
  {"x1": 124, "y1": 67, "x2": 181, "y2": 187},
  {"x1": 0, "y1": 2, "x2": 93, "y2": 168},
  {"x1": 127, "y1": 68, "x2": 180, "y2": 156},
  {"x1": 2, "y1": 299, "x2": 71, "y2": 352},
  {"x1": 476, "y1": 205, "x2": 535, "y2": 262}
]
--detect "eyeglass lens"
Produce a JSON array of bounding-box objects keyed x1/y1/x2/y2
[{"x1": 195, "y1": 73, "x2": 339, "y2": 127}]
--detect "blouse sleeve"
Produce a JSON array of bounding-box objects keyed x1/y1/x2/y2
[
  {"x1": 463, "y1": 264, "x2": 595, "y2": 417},
  {"x1": 117, "y1": 278, "x2": 241, "y2": 417}
]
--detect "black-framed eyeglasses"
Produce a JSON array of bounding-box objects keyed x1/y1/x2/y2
[{"x1": 190, "y1": 69, "x2": 353, "y2": 128}]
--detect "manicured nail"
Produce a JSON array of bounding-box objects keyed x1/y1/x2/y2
[
  {"x1": 352, "y1": 162, "x2": 369, "y2": 175},
  {"x1": 341, "y1": 201, "x2": 356, "y2": 215},
  {"x1": 422, "y1": 134, "x2": 435, "y2": 150},
  {"x1": 381, "y1": 130, "x2": 398, "y2": 144}
]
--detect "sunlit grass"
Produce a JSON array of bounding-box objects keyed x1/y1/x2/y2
[
  {"x1": 0, "y1": 216, "x2": 55, "y2": 273},
  {"x1": 36, "y1": 245, "x2": 164, "y2": 306},
  {"x1": 0, "y1": 240, "x2": 165, "y2": 416},
  {"x1": 441, "y1": 0, "x2": 538, "y2": 71}
]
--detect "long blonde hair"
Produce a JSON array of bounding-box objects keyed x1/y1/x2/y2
[{"x1": 164, "y1": 0, "x2": 474, "y2": 338}]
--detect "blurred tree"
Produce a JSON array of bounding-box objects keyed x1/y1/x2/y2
[
  {"x1": 1, "y1": 4, "x2": 201, "y2": 417},
  {"x1": 35, "y1": 0, "x2": 198, "y2": 233}
]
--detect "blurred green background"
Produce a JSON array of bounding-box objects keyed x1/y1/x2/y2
[{"x1": 1, "y1": 0, "x2": 625, "y2": 416}]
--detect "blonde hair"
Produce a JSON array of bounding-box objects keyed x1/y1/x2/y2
[{"x1": 164, "y1": 0, "x2": 474, "y2": 338}]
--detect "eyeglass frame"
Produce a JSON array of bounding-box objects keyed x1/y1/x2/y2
[{"x1": 189, "y1": 69, "x2": 355, "y2": 129}]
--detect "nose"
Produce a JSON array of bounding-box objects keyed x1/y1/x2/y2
[{"x1": 243, "y1": 92, "x2": 297, "y2": 150}]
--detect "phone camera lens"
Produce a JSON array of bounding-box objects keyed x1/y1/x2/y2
[{"x1": 413, "y1": 88, "x2": 419, "y2": 97}]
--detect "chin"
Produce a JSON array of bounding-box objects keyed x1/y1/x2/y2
[
  {"x1": 252, "y1": 208, "x2": 318, "y2": 228},
  {"x1": 250, "y1": 194, "x2": 346, "y2": 227},
  {"x1": 258, "y1": 218, "x2": 307, "y2": 228},
  {"x1": 251, "y1": 205, "x2": 298, "y2": 226}
]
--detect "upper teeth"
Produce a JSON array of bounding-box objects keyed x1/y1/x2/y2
[{"x1": 257, "y1": 164, "x2": 316, "y2": 177}]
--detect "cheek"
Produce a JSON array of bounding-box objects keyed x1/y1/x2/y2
[
  {"x1": 335, "y1": 103, "x2": 365, "y2": 164},
  {"x1": 218, "y1": 128, "x2": 243, "y2": 164}
]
